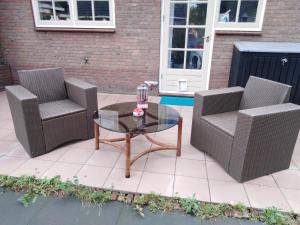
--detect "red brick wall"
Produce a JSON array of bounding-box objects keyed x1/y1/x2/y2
[
  {"x1": 0, "y1": 65, "x2": 12, "y2": 90},
  {"x1": 209, "y1": 0, "x2": 300, "y2": 89},
  {"x1": 0, "y1": 0, "x2": 161, "y2": 94}
]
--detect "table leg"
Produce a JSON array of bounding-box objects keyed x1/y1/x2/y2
[
  {"x1": 177, "y1": 117, "x2": 183, "y2": 157},
  {"x1": 94, "y1": 122, "x2": 100, "y2": 150},
  {"x1": 125, "y1": 133, "x2": 131, "y2": 178}
]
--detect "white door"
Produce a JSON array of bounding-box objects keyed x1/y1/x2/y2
[{"x1": 160, "y1": 0, "x2": 215, "y2": 94}]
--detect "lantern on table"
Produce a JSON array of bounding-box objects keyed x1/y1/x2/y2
[{"x1": 137, "y1": 83, "x2": 148, "y2": 109}]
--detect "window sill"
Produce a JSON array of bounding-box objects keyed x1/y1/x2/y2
[
  {"x1": 34, "y1": 27, "x2": 116, "y2": 33},
  {"x1": 215, "y1": 30, "x2": 262, "y2": 36}
]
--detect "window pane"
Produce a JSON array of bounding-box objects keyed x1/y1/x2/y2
[
  {"x1": 189, "y1": 3, "x2": 207, "y2": 25},
  {"x1": 187, "y1": 28, "x2": 205, "y2": 49},
  {"x1": 170, "y1": 3, "x2": 187, "y2": 25},
  {"x1": 219, "y1": 0, "x2": 238, "y2": 22},
  {"x1": 169, "y1": 28, "x2": 186, "y2": 48},
  {"x1": 55, "y1": 1, "x2": 70, "y2": 20},
  {"x1": 38, "y1": 0, "x2": 54, "y2": 20},
  {"x1": 239, "y1": 0, "x2": 258, "y2": 22},
  {"x1": 95, "y1": 0, "x2": 110, "y2": 21},
  {"x1": 77, "y1": 0, "x2": 93, "y2": 20},
  {"x1": 186, "y1": 51, "x2": 203, "y2": 70},
  {"x1": 168, "y1": 51, "x2": 184, "y2": 69}
]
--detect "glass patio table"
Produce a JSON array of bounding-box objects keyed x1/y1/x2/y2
[{"x1": 93, "y1": 102, "x2": 183, "y2": 178}]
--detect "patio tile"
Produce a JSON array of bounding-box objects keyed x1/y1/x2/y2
[
  {"x1": 144, "y1": 157, "x2": 176, "y2": 174},
  {"x1": 180, "y1": 145, "x2": 205, "y2": 161},
  {"x1": 138, "y1": 172, "x2": 174, "y2": 197},
  {"x1": 35, "y1": 147, "x2": 70, "y2": 161},
  {"x1": 209, "y1": 180, "x2": 250, "y2": 206},
  {"x1": 1, "y1": 131, "x2": 17, "y2": 142},
  {"x1": 281, "y1": 188, "x2": 300, "y2": 214},
  {"x1": 6, "y1": 145, "x2": 30, "y2": 158},
  {"x1": 0, "y1": 128, "x2": 9, "y2": 139},
  {"x1": 42, "y1": 162, "x2": 82, "y2": 181},
  {"x1": 86, "y1": 150, "x2": 120, "y2": 167},
  {"x1": 245, "y1": 175, "x2": 277, "y2": 187},
  {"x1": 204, "y1": 153, "x2": 216, "y2": 162},
  {"x1": 58, "y1": 147, "x2": 94, "y2": 164},
  {"x1": 0, "y1": 156, "x2": 28, "y2": 175},
  {"x1": 0, "y1": 120, "x2": 14, "y2": 130},
  {"x1": 175, "y1": 158, "x2": 207, "y2": 178},
  {"x1": 0, "y1": 141, "x2": 20, "y2": 156},
  {"x1": 11, "y1": 159, "x2": 54, "y2": 178},
  {"x1": 130, "y1": 139, "x2": 152, "y2": 154},
  {"x1": 104, "y1": 168, "x2": 142, "y2": 193},
  {"x1": 173, "y1": 176, "x2": 210, "y2": 201},
  {"x1": 272, "y1": 169, "x2": 300, "y2": 189},
  {"x1": 70, "y1": 139, "x2": 96, "y2": 149},
  {"x1": 206, "y1": 161, "x2": 235, "y2": 182},
  {"x1": 115, "y1": 153, "x2": 148, "y2": 171},
  {"x1": 77, "y1": 165, "x2": 111, "y2": 188},
  {"x1": 244, "y1": 184, "x2": 291, "y2": 211}
]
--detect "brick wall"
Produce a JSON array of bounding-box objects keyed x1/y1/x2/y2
[
  {"x1": 209, "y1": 0, "x2": 300, "y2": 89},
  {"x1": 0, "y1": 0, "x2": 161, "y2": 94}
]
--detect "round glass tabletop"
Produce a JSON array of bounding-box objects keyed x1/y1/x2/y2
[{"x1": 94, "y1": 102, "x2": 181, "y2": 134}]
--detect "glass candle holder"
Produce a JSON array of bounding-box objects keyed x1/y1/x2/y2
[{"x1": 137, "y1": 83, "x2": 148, "y2": 109}]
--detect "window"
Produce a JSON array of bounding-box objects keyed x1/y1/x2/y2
[
  {"x1": 215, "y1": 0, "x2": 266, "y2": 31},
  {"x1": 32, "y1": 0, "x2": 115, "y2": 29}
]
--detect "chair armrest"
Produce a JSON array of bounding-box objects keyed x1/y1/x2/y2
[
  {"x1": 5, "y1": 85, "x2": 45, "y2": 157},
  {"x1": 65, "y1": 78, "x2": 98, "y2": 138},
  {"x1": 193, "y1": 87, "x2": 244, "y2": 118},
  {"x1": 229, "y1": 103, "x2": 300, "y2": 181}
]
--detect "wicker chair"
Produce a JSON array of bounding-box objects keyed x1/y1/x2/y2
[
  {"x1": 6, "y1": 68, "x2": 98, "y2": 157},
  {"x1": 191, "y1": 76, "x2": 300, "y2": 182}
]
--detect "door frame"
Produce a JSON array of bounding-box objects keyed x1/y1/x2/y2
[{"x1": 159, "y1": 0, "x2": 218, "y2": 95}]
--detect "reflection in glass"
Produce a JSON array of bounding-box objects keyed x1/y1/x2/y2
[
  {"x1": 55, "y1": 1, "x2": 70, "y2": 20},
  {"x1": 168, "y1": 51, "x2": 184, "y2": 69},
  {"x1": 239, "y1": 0, "x2": 258, "y2": 22},
  {"x1": 169, "y1": 28, "x2": 186, "y2": 48},
  {"x1": 219, "y1": 0, "x2": 238, "y2": 22},
  {"x1": 169, "y1": 3, "x2": 187, "y2": 25},
  {"x1": 77, "y1": 0, "x2": 93, "y2": 20},
  {"x1": 189, "y1": 3, "x2": 207, "y2": 25},
  {"x1": 186, "y1": 51, "x2": 203, "y2": 70},
  {"x1": 95, "y1": 0, "x2": 110, "y2": 21},
  {"x1": 187, "y1": 28, "x2": 205, "y2": 49},
  {"x1": 38, "y1": 0, "x2": 54, "y2": 20}
]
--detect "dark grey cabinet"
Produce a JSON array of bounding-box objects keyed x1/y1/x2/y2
[{"x1": 229, "y1": 42, "x2": 300, "y2": 104}]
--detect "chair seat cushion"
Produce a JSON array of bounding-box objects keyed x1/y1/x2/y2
[
  {"x1": 201, "y1": 111, "x2": 238, "y2": 136},
  {"x1": 39, "y1": 99, "x2": 85, "y2": 120}
]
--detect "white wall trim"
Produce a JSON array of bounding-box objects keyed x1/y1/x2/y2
[{"x1": 158, "y1": 0, "x2": 165, "y2": 93}]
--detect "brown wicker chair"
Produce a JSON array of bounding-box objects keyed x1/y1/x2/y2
[
  {"x1": 5, "y1": 68, "x2": 98, "y2": 157},
  {"x1": 191, "y1": 76, "x2": 300, "y2": 182}
]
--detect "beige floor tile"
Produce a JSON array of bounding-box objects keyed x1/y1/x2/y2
[
  {"x1": 12, "y1": 159, "x2": 54, "y2": 178},
  {"x1": 0, "y1": 156, "x2": 28, "y2": 175},
  {"x1": 77, "y1": 165, "x2": 111, "y2": 188},
  {"x1": 175, "y1": 158, "x2": 207, "y2": 178},
  {"x1": 6, "y1": 145, "x2": 30, "y2": 158},
  {"x1": 204, "y1": 153, "x2": 216, "y2": 162},
  {"x1": 244, "y1": 184, "x2": 291, "y2": 211},
  {"x1": 59, "y1": 148, "x2": 94, "y2": 164},
  {"x1": 154, "y1": 132, "x2": 177, "y2": 145},
  {"x1": 104, "y1": 168, "x2": 142, "y2": 192},
  {"x1": 144, "y1": 157, "x2": 176, "y2": 174},
  {"x1": 138, "y1": 172, "x2": 174, "y2": 197},
  {"x1": 180, "y1": 145, "x2": 205, "y2": 161},
  {"x1": 42, "y1": 162, "x2": 82, "y2": 181},
  {"x1": 281, "y1": 188, "x2": 300, "y2": 214},
  {"x1": 206, "y1": 161, "x2": 235, "y2": 182},
  {"x1": 148, "y1": 149, "x2": 178, "y2": 158},
  {"x1": 1, "y1": 131, "x2": 17, "y2": 142},
  {"x1": 86, "y1": 150, "x2": 120, "y2": 167},
  {"x1": 0, "y1": 141, "x2": 20, "y2": 156},
  {"x1": 245, "y1": 175, "x2": 277, "y2": 187},
  {"x1": 273, "y1": 169, "x2": 300, "y2": 189},
  {"x1": 115, "y1": 153, "x2": 148, "y2": 171},
  {"x1": 0, "y1": 128, "x2": 9, "y2": 139},
  {"x1": 35, "y1": 147, "x2": 70, "y2": 161},
  {"x1": 130, "y1": 139, "x2": 152, "y2": 154},
  {"x1": 174, "y1": 176, "x2": 210, "y2": 201},
  {"x1": 210, "y1": 180, "x2": 250, "y2": 206},
  {"x1": 70, "y1": 139, "x2": 96, "y2": 150}
]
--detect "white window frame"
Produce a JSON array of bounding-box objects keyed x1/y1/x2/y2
[
  {"x1": 31, "y1": 0, "x2": 116, "y2": 29},
  {"x1": 215, "y1": 0, "x2": 267, "y2": 32}
]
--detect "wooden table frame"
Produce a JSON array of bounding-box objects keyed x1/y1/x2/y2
[{"x1": 94, "y1": 117, "x2": 183, "y2": 178}]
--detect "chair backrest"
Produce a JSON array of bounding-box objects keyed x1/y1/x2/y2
[
  {"x1": 239, "y1": 76, "x2": 291, "y2": 110},
  {"x1": 18, "y1": 68, "x2": 67, "y2": 104}
]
